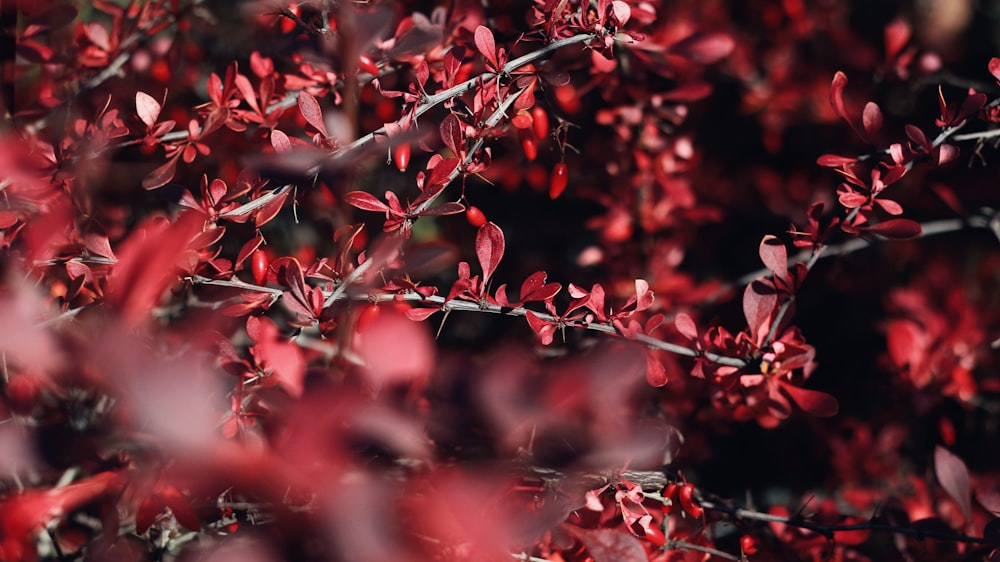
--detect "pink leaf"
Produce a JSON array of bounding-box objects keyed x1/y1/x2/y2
[
  {"x1": 270, "y1": 129, "x2": 292, "y2": 153},
  {"x1": 136, "y1": 91, "x2": 161, "y2": 127},
  {"x1": 862, "y1": 102, "x2": 882, "y2": 138},
  {"x1": 937, "y1": 143, "x2": 959, "y2": 166},
  {"x1": 474, "y1": 25, "x2": 498, "y2": 69},
  {"x1": 297, "y1": 91, "x2": 329, "y2": 137},
  {"x1": 475, "y1": 222, "x2": 505, "y2": 284},
  {"x1": 83, "y1": 233, "x2": 117, "y2": 261},
  {"x1": 674, "y1": 313, "x2": 698, "y2": 339},
  {"x1": 669, "y1": 32, "x2": 735, "y2": 64},
  {"x1": 990, "y1": 58, "x2": 1000, "y2": 83},
  {"x1": 759, "y1": 235, "x2": 788, "y2": 282},
  {"x1": 830, "y1": 71, "x2": 849, "y2": 125},
  {"x1": 935, "y1": 445, "x2": 972, "y2": 522},
  {"x1": 779, "y1": 383, "x2": 839, "y2": 417},
  {"x1": 356, "y1": 310, "x2": 434, "y2": 386}
]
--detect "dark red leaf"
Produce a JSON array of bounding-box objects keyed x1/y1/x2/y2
[
  {"x1": 417, "y1": 202, "x2": 466, "y2": 216},
  {"x1": 863, "y1": 218, "x2": 922, "y2": 239},
  {"x1": 440, "y1": 113, "x2": 464, "y2": 157},
  {"x1": 779, "y1": 383, "x2": 839, "y2": 417},
  {"x1": 571, "y1": 527, "x2": 647, "y2": 562},
  {"x1": 345, "y1": 192, "x2": 393, "y2": 214},
  {"x1": 142, "y1": 155, "x2": 180, "y2": 190},
  {"x1": 475, "y1": 222, "x2": 505, "y2": 284}
]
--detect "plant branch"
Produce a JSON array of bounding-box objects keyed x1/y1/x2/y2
[{"x1": 666, "y1": 539, "x2": 739, "y2": 561}]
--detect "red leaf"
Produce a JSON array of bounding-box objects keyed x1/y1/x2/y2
[
  {"x1": 935, "y1": 446, "x2": 972, "y2": 522},
  {"x1": 884, "y1": 19, "x2": 911, "y2": 61},
  {"x1": 816, "y1": 154, "x2": 858, "y2": 167},
  {"x1": 247, "y1": 315, "x2": 305, "y2": 397},
  {"x1": 874, "y1": 198, "x2": 904, "y2": 215},
  {"x1": 646, "y1": 354, "x2": 668, "y2": 387},
  {"x1": 345, "y1": 192, "x2": 393, "y2": 214},
  {"x1": 83, "y1": 233, "x2": 117, "y2": 261},
  {"x1": 669, "y1": 32, "x2": 735, "y2": 63},
  {"x1": 863, "y1": 218, "x2": 922, "y2": 239},
  {"x1": 570, "y1": 527, "x2": 647, "y2": 562},
  {"x1": 253, "y1": 188, "x2": 290, "y2": 227},
  {"x1": 406, "y1": 307, "x2": 441, "y2": 321},
  {"x1": 106, "y1": 213, "x2": 202, "y2": 325},
  {"x1": 743, "y1": 282, "x2": 776, "y2": 344},
  {"x1": 474, "y1": 25, "x2": 498, "y2": 70},
  {"x1": 136, "y1": 91, "x2": 162, "y2": 127},
  {"x1": 476, "y1": 222, "x2": 505, "y2": 283},
  {"x1": 779, "y1": 383, "x2": 839, "y2": 417},
  {"x1": 297, "y1": 91, "x2": 329, "y2": 137},
  {"x1": 990, "y1": 58, "x2": 1000, "y2": 83}
]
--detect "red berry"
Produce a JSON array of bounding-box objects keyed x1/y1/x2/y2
[
  {"x1": 356, "y1": 304, "x2": 381, "y2": 333},
  {"x1": 549, "y1": 162, "x2": 568, "y2": 199},
  {"x1": 678, "y1": 484, "x2": 703, "y2": 518},
  {"x1": 740, "y1": 534, "x2": 757, "y2": 555},
  {"x1": 466, "y1": 206, "x2": 487, "y2": 227},
  {"x1": 357, "y1": 54, "x2": 379, "y2": 76},
  {"x1": 7, "y1": 375, "x2": 40, "y2": 415},
  {"x1": 393, "y1": 143, "x2": 411, "y2": 172},
  {"x1": 519, "y1": 130, "x2": 537, "y2": 161},
  {"x1": 251, "y1": 249, "x2": 269, "y2": 285},
  {"x1": 531, "y1": 106, "x2": 549, "y2": 140}
]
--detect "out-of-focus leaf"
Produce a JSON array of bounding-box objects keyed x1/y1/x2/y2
[{"x1": 935, "y1": 445, "x2": 972, "y2": 522}]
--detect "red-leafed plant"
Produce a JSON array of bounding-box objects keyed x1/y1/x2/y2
[{"x1": 5, "y1": 1, "x2": 1000, "y2": 561}]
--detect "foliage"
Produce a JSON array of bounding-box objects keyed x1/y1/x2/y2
[{"x1": 4, "y1": 0, "x2": 1000, "y2": 560}]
